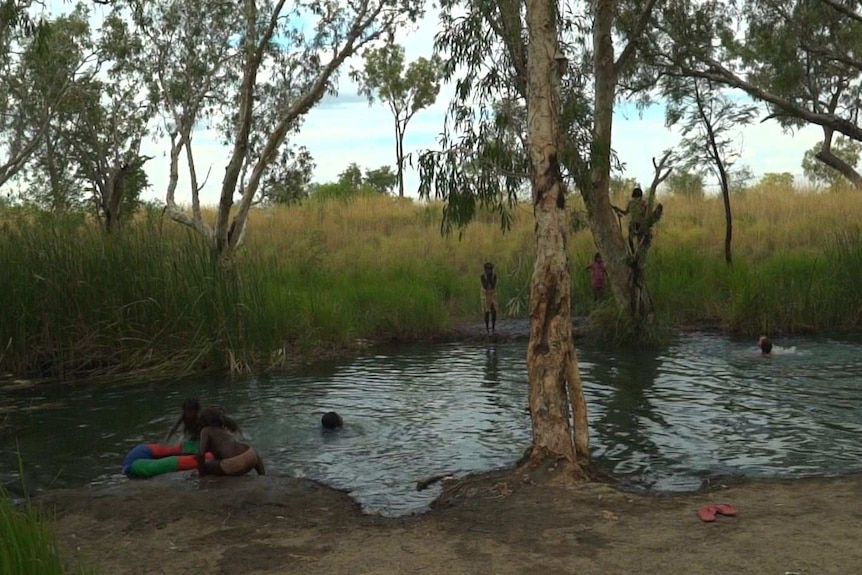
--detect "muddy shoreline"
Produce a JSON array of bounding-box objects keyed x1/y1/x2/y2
[{"x1": 40, "y1": 468, "x2": 862, "y2": 574}]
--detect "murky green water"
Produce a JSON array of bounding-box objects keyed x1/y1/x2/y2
[{"x1": 2, "y1": 333, "x2": 862, "y2": 516}]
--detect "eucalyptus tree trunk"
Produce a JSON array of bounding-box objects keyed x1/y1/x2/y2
[{"x1": 523, "y1": 0, "x2": 589, "y2": 467}]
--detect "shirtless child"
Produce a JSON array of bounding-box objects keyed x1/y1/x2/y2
[{"x1": 196, "y1": 407, "x2": 265, "y2": 476}]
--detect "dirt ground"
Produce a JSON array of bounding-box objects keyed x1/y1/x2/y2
[{"x1": 40, "y1": 469, "x2": 862, "y2": 575}]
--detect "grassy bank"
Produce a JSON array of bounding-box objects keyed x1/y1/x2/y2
[
  {"x1": 1, "y1": 186, "x2": 861, "y2": 380},
  {"x1": 1, "y1": 489, "x2": 94, "y2": 574}
]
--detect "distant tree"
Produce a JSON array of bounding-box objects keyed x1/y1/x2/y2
[
  {"x1": 610, "y1": 176, "x2": 640, "y2": 197},
  {"x1": 338, "y1": 163, "x2": 364, "y2": 189},
  {"x1": 758, "y1": 172, "x2": 795, "y2": 190},
  {"x1": 9, "y1": 6, "x2": 153, "y2": 229},
  {"x1": 802, "y1": 136, "x2": 862, "y2": 189},
  {"x1": 729, "y1": 166, "x2": 755, "y2": 195},
  {"x1": 665, "y1": 78, "x2": 758, "y2": 263},
  {"x1": 364, "y1": 165, "x2": 397, "y2": 194},
  {"x1": 136, "y1": 0, "x2": 423, "y2": 264},
  {"x1": 352, "y1": 43, "x2": 443, "y2": 198},
  {"x1": 665, "y1": 171, "x2": 705, "y2": 198},
  {"x1": 0, "y1": 5, "x2": 99, "y2": 191},
  {"x1": 264, "y1": 147, "x2": 315, "y2": 205}
]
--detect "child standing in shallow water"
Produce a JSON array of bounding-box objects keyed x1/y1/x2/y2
[{"x1": 586, "y1": 253, "x2": 607, "y2": 302}]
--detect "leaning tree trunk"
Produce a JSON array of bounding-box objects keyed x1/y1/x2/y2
[
  {"x1": 817, "y1": 127, "x2": 862, "y2": 190},
  {"x1": 523, "y1": 0, "x2": 589, "y2": 468}
]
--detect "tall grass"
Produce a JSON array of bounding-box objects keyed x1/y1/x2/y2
[
  {"x1": 1, "y1": 488, "x2": 95, "y2": 575},
  {"x1": 1, "y1": 185, "x2": 861, "y2": 380}
]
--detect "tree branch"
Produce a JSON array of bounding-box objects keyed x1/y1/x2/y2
[
  {"x1": 226, "y1": 0, "x2": 391, "y2": 252},
  {"x1": 493, "y1": 0, "x2": 528, "y2": 99},
  {"x1": 818, "y1": 0, "x2": 862, "y2": 24},
  {"x1": 648, "y1": 150, "x2": 674, "y2": 196},
  {"x1": 676, "y1": 59, "x2": 862, "y2": 142},
  {"x1": 614, "y1": 0, "x2": 661, "y2": 73}
]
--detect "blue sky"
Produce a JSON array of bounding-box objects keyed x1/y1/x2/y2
[{"x1": 45, "y1": 3, "x2": 824, "y2": 205}]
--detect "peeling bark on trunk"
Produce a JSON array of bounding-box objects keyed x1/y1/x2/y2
[
  {"x1": 106, "y1": 165, "x2": 127, "y2": 233},
  {"x1": 524, "y1": 0, "x2": 589, "y2": 468}
]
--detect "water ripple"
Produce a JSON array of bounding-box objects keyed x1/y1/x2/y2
[{"x1": 2, "y1": 335, "x2": 862, "y2": 516}]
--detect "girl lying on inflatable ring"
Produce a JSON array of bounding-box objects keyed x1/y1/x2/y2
[{"x1": 196, "y1": 406, "x2": 265, "y2": 476}]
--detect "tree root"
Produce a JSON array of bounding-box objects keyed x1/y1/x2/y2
[{"x1": 416, "y1": 473, "x2": 456, "y2": 491}]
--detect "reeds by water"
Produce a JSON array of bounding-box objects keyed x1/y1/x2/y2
[
  {"x1": 0, "y1": 488, "x2": 95, "y2": 575},
  {"x1": 1, "y1": 185, "x2": 860, "y2": 380}
]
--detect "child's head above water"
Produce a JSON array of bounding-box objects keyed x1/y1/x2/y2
[
  {"x1": 758, "y1": 335, "x2": 773, "y2": 354},
  {"x1": 321, "y1": 411, "x2": 343, "y2": 430}
]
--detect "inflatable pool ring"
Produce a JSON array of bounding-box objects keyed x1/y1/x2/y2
[{"x1": 122, "y1": 440, "x2": 214, "y2": 479}]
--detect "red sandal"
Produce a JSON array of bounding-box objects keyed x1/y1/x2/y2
[{"x1": 698, "y1": 504, "x2": 738, "y2": 522}]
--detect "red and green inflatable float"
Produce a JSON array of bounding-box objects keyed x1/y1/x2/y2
[{"x1": 122, "y1": 440, "x2": 214, "y2": 478}]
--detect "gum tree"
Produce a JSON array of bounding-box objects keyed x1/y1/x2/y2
[
  {"x1": 352, "y1": 43, "x2": 443, "y2": 197},
  {"x1": 665, "y1": 78, "x2": 758, "y2": 263},
  {"x1": 645, "y1": 0, "x2": 862, "y2": 189},
  {"x1": 0, "y1": 3, "x2": 99, "y2": 189},
  {"x1": 11, "y1": 5, "x2": 155, "y2": 228},
  {"x1": 419, "y1": 0, "x2": 666, "y2": 470},
  {"x1": 137, "y1": 0, "x2": 424, "y2": 263}
]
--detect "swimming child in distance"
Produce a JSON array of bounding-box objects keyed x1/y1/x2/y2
[{"x1": 321, "y1": 411, "x2": 343, "y2": 431}]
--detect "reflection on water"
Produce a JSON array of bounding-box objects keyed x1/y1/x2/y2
[{"x1": 2, "y1": 333, "x2": 862, "y2": 516}]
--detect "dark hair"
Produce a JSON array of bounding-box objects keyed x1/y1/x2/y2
[
  {"x1": 198, "y1": 406, "x2": 240, "y2": 433},
  {"x1": 632, "y1": 187, "x2": 643, "y2": 198},
  {"x1": 593, "y1": 252, "x2": 602, "y2": 261},
  {"x1": 760, "y1": 337, "x2": 773, "y2": 354},
  {"x1": 180, "y1": 398, "x2": 202, "y2": 438},
  {"x1": 321, "y1": 411, "x2": 343, "y2": 430},
  {"x1": 182, "y1": 398, "x2": 201, "y2": 413},
  {"x1": 483, "y1": 262, "x2": 493, "y2": 269}
]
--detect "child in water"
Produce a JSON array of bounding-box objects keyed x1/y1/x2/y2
[
  {"x1": 163, "y1": 398, "x2": 202, "y2": 443},
  {"x1": 585, "y1": 252, "x2": 607, "y2": 302},
  {"x1": 196, "y1": 406, "x2": 264, "y2": 476},
  {"x1": 164, "y1": 397, "x2": 241, "y2": 443},
  {"x1": 321, "y1": 411, "x2": 343, "y2": 430},
  {"x1": 758, "y1": 335, "x2": 797, "y2": 355}
]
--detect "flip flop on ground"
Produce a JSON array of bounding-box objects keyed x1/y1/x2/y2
[{"x1": 698, "y1": 504, "x2": 739, "y2": 522}]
